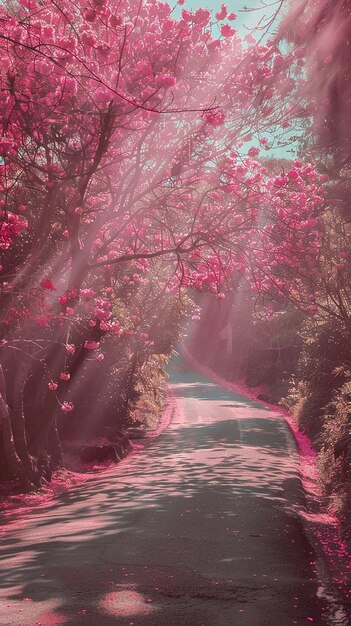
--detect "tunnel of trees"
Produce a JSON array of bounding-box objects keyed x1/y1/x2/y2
[{"x1": 1, "y1": 0, "x2": 351, "y2": 538}]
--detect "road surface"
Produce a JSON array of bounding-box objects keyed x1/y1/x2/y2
[{"x1": 0, "y1": 361, "x2": 349, "y2": 625}]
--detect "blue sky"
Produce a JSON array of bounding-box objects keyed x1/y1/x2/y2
[
  {"x1": 179, "y1": 0, "x2": 297, "y2": 159},
  {"x1": 175, "y1": 0, "x2": 276, "y2": 37},
  {"x1": 172, "y1": 0, "x2": 297, "y2": 159}
]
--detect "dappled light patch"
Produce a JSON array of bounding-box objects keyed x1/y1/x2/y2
[
  {"x1": 100, "y1": 588, "x2": 158, "y2": 618},
  {"x1": 0, "y1": 596, "x2": 66, "y2": 626},
  {"x1": 34, "y1": 609, "x2": 67, "y2": 625}
]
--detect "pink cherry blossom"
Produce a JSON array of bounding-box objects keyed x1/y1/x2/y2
[
  {"x1": 80, "y1": 289, "x2": 95, "y2": 300},
  {"x1": 221, "y1": 24, "x2": 236, "y2": 37},
  {"x1": 247, "y1": 147, "x2": 260, "y2": 157},
  {"x1": 60, "y1": 372, "x2": 70, "y2": 381},
  {"x1": 0, "y1": 139, "x2": 14, "y2": 155},
  {"x1": 61, "y1": 402, "x2": 74, "y2": 413},
  {"x1": 84, "y1": 9, "x2": 97, "y2": 22},
  {"x1": 288, "y1": 169, "x2": 299, "y2": 180},
  {"x1": 84, "y1": 341, "x2": 100, "y2": 350},
  {"x1": 41, "y1": 278, "x2": 56, "y2": 291},
  {"x1": 204, "y1": 110, "x2": 225, "y2": 126},
  {"x1": 95, "y1": 308, "x2": 111, "y2": 321},
  {"x1": 215, "y1": 4, "x2": 227, "y2": 21},
  {"x1": 155, "y1": 74, "x2": 176, "y2": 88}
]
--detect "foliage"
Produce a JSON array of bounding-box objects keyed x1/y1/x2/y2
[
  {"x1": 318, "y1": 379, "x2": 351, "y2": 527},
  {"x1": 283, "y1": 317, "x2": 350, "y2": 438},
  {"x1": 0, "y1": 0, "x2": 331, "y2": 492}
]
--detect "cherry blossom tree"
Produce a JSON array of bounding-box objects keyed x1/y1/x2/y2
[
  {"x1": 269, "y1": 0, "x2": 351, "y2": 329},
  {"x1": 0, "y1": 0, "x2": 326, "y2": 489},
  {"x1": 247, "y1": 157, "x2": 326, "y2": 315}
]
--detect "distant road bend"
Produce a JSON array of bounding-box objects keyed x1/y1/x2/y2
[{"x1": 0, "y1": 359, "x2": 350, "y2": 625}]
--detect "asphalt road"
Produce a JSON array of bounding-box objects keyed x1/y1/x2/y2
[{"x1": 0, "y1": 361, "x2": 349, "y2": 626}]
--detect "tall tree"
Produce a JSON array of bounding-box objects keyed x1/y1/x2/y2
[{"x1": 0, "y1": 0, "x2": 324, "y2": 488}]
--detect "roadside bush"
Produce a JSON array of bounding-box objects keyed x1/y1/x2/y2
[
  {"x1": 285, "y1": 317, "x2": 351, "y2": 442},
  {"x1": 318, "y1": 380, "x2": 351, "y2": 528}
]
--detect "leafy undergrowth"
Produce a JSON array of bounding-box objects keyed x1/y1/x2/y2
[
  {"x1": 128, "y1": 355, "x2": 169, "y2": 433},
  {"x1": 280, "y1": 318, "x2": 351, "y2": 540},
  {"x1": 317, "y1": 381, "x2": 351, "y2": 534}
]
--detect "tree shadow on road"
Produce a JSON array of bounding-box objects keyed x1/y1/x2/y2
[{"x1": 0, "y1": 416, "x2": 336, "y2": 626}]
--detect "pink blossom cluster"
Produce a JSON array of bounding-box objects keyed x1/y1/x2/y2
[{"x1": 0, "y1": 212, "x2": 27, "y2": 251}]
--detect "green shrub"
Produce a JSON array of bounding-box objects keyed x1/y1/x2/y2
[{"x1": 286, "y1": 317, "x2": 351, "y2": 441}]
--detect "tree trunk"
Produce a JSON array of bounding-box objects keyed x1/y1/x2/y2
[
  {"x1": 48, "y1": 419, "x2": 63, "y2": 470},
  {"x1": 0, "y1": 392, "x2": 33, "y2": 491},
  {"x1": 11, "y1": 356, "x2": 40, "y2": 484}
]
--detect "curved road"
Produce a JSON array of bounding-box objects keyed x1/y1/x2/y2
[{"x1": 0, "y1": 361, "x2": 349, "y2": 625}]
